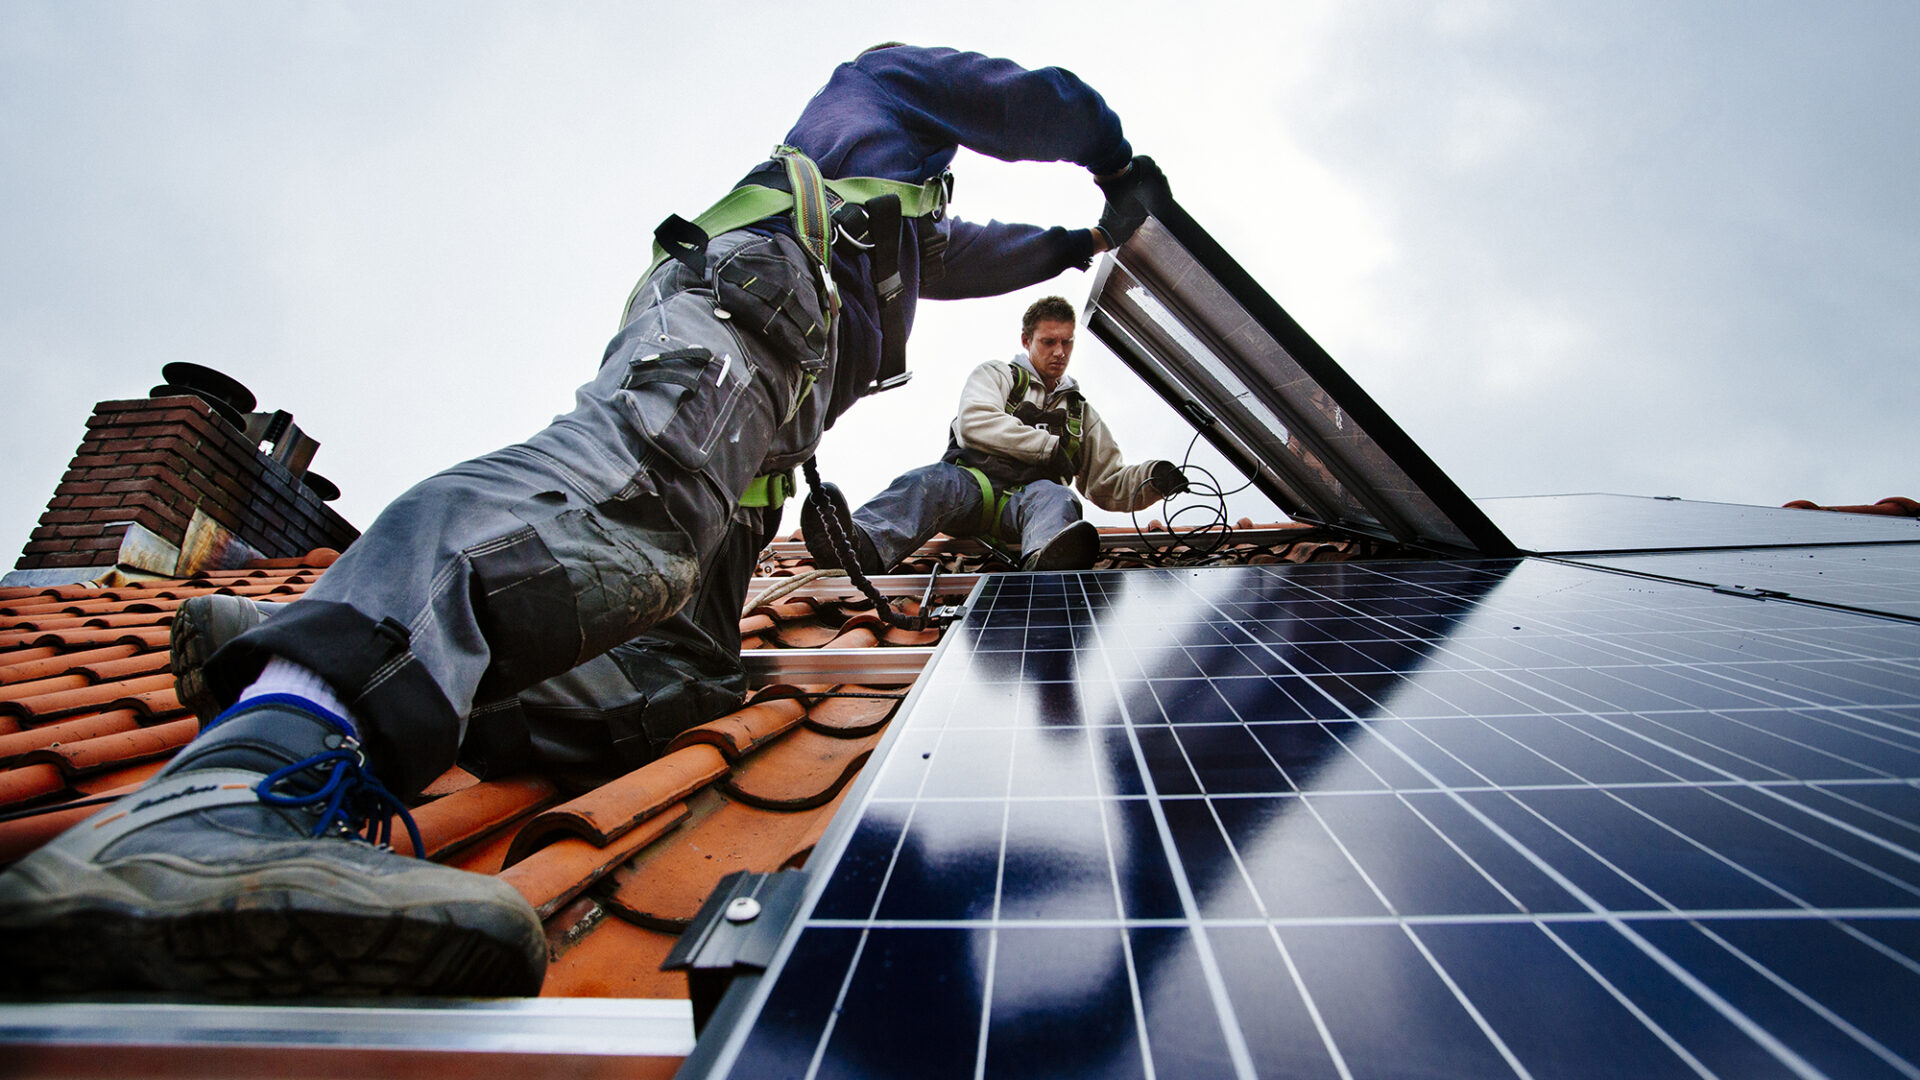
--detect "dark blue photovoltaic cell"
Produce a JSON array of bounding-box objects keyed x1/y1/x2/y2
[
  {"x1": 1413, "y1": 922, "x2": 1702, "y2": 1079},
  {"x1": 1281, "y1": 924, "x2": 1519, "y2": 1077},
  {"x1": 814, "y1": 929, "x2": 983, "y2": 1080},
  {"x1": 705, "y1": 561, "x2": 1920, "y2": 1080},
  {"x1": 984, "y1": 927, "x2": 1146, "y2": 1080}
]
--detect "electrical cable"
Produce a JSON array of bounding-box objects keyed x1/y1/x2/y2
[
  {"x1": 800, "y1": 456, "x2": 939, "y2": 631},
  {"x1": 1127, "y1": 429, "x2": 1245, "y2": 564}
]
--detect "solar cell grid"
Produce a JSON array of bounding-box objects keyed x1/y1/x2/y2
[{"x1": 701, "y1": 561, "x2": 1920, "y2": 1080}]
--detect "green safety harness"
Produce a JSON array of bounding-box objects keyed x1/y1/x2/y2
[
  {"x1": 630, "y1": 145, "x2": 953, "y2": 512},
  {"x1": 956, "y1": 362, "x2": 1086, "y2": 548}
]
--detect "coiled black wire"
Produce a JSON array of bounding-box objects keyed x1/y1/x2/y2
[{"x1": 1128, "y1": 429, "x2": 1253, "y2": 564}]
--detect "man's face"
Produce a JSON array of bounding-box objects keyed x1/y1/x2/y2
[{"x1": 1022, "y1": 319, "x2": 1075, "y2": 389}]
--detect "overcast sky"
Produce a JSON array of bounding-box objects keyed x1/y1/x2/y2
[{"x1": 4, "y1": 1, "x2": 1914, "y2": 566}]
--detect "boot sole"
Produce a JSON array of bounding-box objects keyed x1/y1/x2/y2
[
  {"x1": 1026, "y1": 520, "x2": 1100, "y2": 572},
  {"x1": 169, "y1": 595, "x2": 268, "y2": 724},
  {"x1": 0, "y1": 847, "x2": 546, "y2": 998}
]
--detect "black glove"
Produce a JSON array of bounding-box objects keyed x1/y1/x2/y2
[
  {"x1": 1049, "y1": 437, "x2": 1078, "y2": 478},
  {"x1": 1093, "y1": 155, "x2": 1167, "y2": 249},
  {"x1": 1148, "y1": 459, "x2": 1188, "y2": 497},
  {"x1": 1009, "y1": 400, "x2": 1045, "y2": 426}
]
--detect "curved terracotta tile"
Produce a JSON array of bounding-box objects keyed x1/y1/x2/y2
[
  {"x1": 0, "y1": 709, "x2": 143, "y2": 763},
  {"x1": 113, "y1": 685, "x2": 184, "y2": 718},
  {"x1": 497, "y1": 803, "x2": 689, "y2": 918},
  {"x1": 539, "y1": 910, "x2": 685, "y2": 1000},
  {"x1": 8, "y1": 627, "x2": 168, "y2": 651},
  {"x1": 821, "y1": 625, "x2": 880, "y2": 650},
  {"x1": 738, "y1": 614, "x2": 774, "y2": 637},
  {"x1": 441, "y1": 822, "x2": 521, "y2": 876},
  {"x1": 758, "y1": 598, "x2": 818, "y2": 621},
  {"x1": 720, "y1": 727, "x2": 883, "y2": 811},
  {"x1": 420, "y1": 765, "x2": 482, "y2": 798},
  {"x1": 72, "y1": 758, "x2": 165, "y2": 795},
  {"x1": 601, "y1": 786, "x2": 852, "y2": 931},
  {"x1": 2, "y1": 672, "x2": 178, "y2": 721},
  {"x1": 804, "y1": 688, "x2": 902, "y2": 736},
  {"x1": 501, "y1": 745, "x2": 727, "y2": 868},
  {"x1": 663, "y1": 698, "x2": 806, "y2": 762},
  {"x1": 1, "y1": 645, "x2": 135, "y2": 686},
  {"x1": 80, "y1": 612, "x2": 178, "y2": 630},
  {"x1": 391, "y1": 774, "x2": 559, "y2": 861},
  {"x1": 75, "y1": 651, "x2": 171, "y2": 682},
  {"x1": 23, "y1": 717, "x2": 198, "y2": 775},
  {"x1": 0, "y1": 674, "x2": 89, "y2": 705},
  {"x1": 247, "y1": 549, "x2": 340, "y2": 568},
  {"x1": 766, "y1": 622, "x2": 842, "y2": 649},
  {"x1": 0, "y1": 762, "x2": 67, "y2": 808}
]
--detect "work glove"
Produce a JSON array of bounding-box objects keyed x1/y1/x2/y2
[
  {"x1": 1148, "y1": 459, "x2": 1189, "y2": 497},
  {"x1": 1009, "y1": 400, "x2": 1044, "y2": 426},
  {"x1": 1093, "y1": 155, "x2": 1167, "y2": 249},
  {"x1": 1048, "y1": 437, "x2": 1079, "y2": 479}
]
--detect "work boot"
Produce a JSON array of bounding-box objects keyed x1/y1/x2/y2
[
  {"x1": 800, "y1": 484, "x2": 882, "y2": 575},
  {"x1": 0, "y1": 695, "x2": 547, "y2": 998},
  {"x1": 170, "y1": 593, "x2": 274, "y2": 723},
  {"x1": 1022, "y1": 520, "x2": 1100, "y2": 572}
]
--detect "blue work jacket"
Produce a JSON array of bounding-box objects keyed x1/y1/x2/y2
[{"x1": 774, "y1": 45, "x2": 1132, "y2": 425}]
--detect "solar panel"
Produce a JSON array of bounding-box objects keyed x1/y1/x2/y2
[
  {"x1": 1082, "y1": 192, "x2": 1511, "y2": 556},
  {"x1": 1574, "y1": 543, "x2": 1920, "y2": 621},
  {"x1": 685, "y1": 561, "x2": 1920, "y2": 1080},
  {"x1": 1484, "y1": 494, "x2": 1920, "y2": 554}
]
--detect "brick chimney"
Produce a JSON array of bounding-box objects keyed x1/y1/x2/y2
[{"x1": 6, "y1": 365, "x2": 359, "y2": 586}]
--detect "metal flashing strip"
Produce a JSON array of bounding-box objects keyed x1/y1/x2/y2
[
  {"x1": 0, "y1": 997, "x2": 694, "y2": 1056},
  {"x1": 742, "y1": 646, "x2": 934, "y2": 686},
  {"x1": 1082, "y1": 191, "x2": 1512, "y2": 556}
]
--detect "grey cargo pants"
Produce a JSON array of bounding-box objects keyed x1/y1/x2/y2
[
  {"x1": 854, "y1": 462, "x2": 1084, "y2": 569},
  {"x1": 205, "y1": 231, "x2": 829, "y2": 798}
]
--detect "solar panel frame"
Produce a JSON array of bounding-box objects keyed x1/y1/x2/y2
[{"x1": 1082, "y1": 188, "x2": 1514, "y2": 557}]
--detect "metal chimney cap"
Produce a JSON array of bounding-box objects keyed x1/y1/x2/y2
[{"x1": 159, "y1": 362, "x2": 258, "y2": 415}]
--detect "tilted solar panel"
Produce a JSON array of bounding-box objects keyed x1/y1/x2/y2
[
  {"x1": 1573, "y1": 542, "x2": 1920, "y2": 621},
  {"x1": 1483, "y1": 494, "x2": 1920, "y2": 554}
]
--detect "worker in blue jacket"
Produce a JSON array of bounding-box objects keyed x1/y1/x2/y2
[{"x1": 0, "y1": 44, "x2": 1162, "y2": 998}]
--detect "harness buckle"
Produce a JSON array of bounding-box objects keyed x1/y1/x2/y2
[{"x1": 831, "y1": 200, "x2": 875, "y2": 251}]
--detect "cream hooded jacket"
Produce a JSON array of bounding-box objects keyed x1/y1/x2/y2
[{"x1": 948, "y1": 353, "x2": 1167, "y2": 512}]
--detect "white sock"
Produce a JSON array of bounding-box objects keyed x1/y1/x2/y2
[{"x1": 238, "y1": 656, "x2": 355, "y2": 724}]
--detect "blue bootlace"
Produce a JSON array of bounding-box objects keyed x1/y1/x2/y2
[{"x1": 209, "y1": 693, "x2": 427, "y2": 856}]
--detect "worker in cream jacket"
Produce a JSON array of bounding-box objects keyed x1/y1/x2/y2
[{"x1": 803, "y1": 295, "x2": 1188, "y2": 572}]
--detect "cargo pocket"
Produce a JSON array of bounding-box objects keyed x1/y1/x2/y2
[
  {"x1": 713, "y1": 238, "x2": 829, "y2": 368},
  {"x1": 619, "y1": 345, "x2": 750, "y2": 473}
]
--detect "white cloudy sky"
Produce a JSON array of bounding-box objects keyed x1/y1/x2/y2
[{"x1": 3, "y1": 1, "x2": 1914, "y2": 563}]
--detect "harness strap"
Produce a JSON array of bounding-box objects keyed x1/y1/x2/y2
[
  {"x1": 961, "y1": 464, "x2": 1018, "y2": 542},
  {"x1": 739, "y1": 468, "x2": 797, "y2": 509},
  {"x1": 866, "y1": 193, "x2": 910, "y2": 395},
  {"x1": 633, "y1": 158, "x2": 950, "y2": 297},
  {"x1": 1001, "y1": 362, "x2": 1085, "y2": 482}
]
